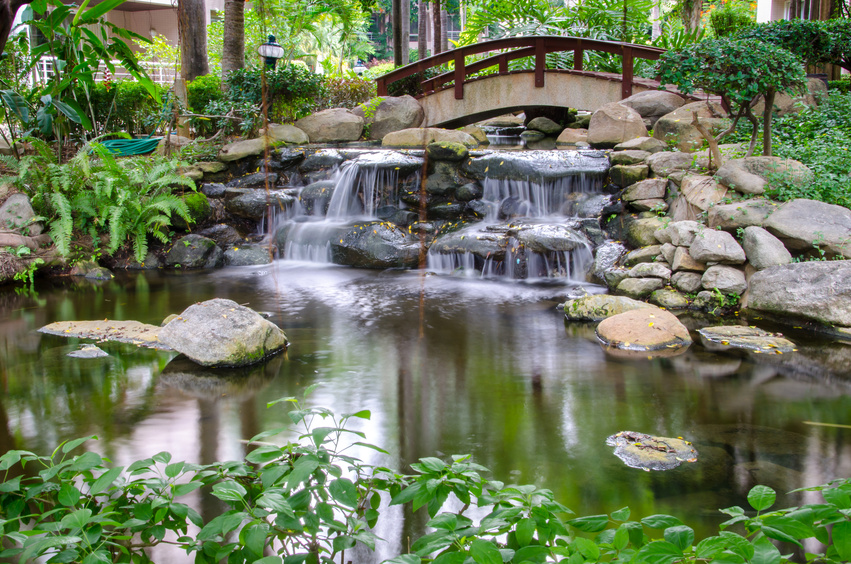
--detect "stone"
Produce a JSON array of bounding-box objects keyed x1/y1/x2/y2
[
  {"x1": 653, "y1": 101, "x2": 731, "y2": 152},
  {"x1": 630, "y1": 199, "x2": 667, "y2": 213},
  {"x1": 223, "y1": 244, "x2": 273, "y2": 266},
  {"x1": 39, "y1": 319, "x2": 168, "y2": 349},
  {"x1": 742, "y1": 226, "x2": 792, "y2": 270},
  {"x1": 196, "y1": 224, "x2": 244, "y2": 246},
  {"x1": 556, "y1": 128, "x2": 588, "y2": 145},
  {"x1": 299, "y1": 180, "x2": 337, "y2": 214},
  {"x1": 0, "y1": 193, "x2": 42, "y2": 236},
  {"x1": 680, "y1": 175, "x2": 728, "y2": 212},
  {"x1": 623, "y1": 178, "x2": 666, "y2": 202},
  {"x1": 715, "y1": 161, "x2": 766, "y2": 195},
  {"x1": 672, "y1": 271, "x2": 703, "y2": 293},
  {"x1": 155, "y1": 134, "x2": 192, "y2": 156},
  {"x1": 67, "y1": 344, "x2": 109, "y2": 358},
  {"x1": 591, "y1": 241, "x2": 628, "y2": 284},
  {"x1": 660, "y1": 243, "x2": 676, "y2": 264},
  {"x1": 426, "y1": 141, "x2": 468, "y2": 162},
  {"x1": 460, "y1": 125, "x2": 489, "y2": 144},
  {"x1": 159, "y1": 298, "x2": 288, "y2": 367},
  {"x1": 226, "y1": 172, "x2": 278, "y2": 189},
  {"x1": 526, "y1": 116, "x2": 563, "y2": 135},
  {"x1": 84, "y1": 266, "x2": 114, "y2": 281},
  {"x1": 747, "y1": 261, "x2": 851, "y2": 327},
  {"x1": 623, "y1": 245, "x2": 662, "y2": 266},
  {"x1": 596, "y1": 308, "x2": 692, "y2": 351},
  {"x1": 261, "y1": 123, "x2": 310, "y2": 144},
  {"x1": 701, "y1": 265, "x2": 747, "y2": 294},
  {"x1": 562, "y1": 294, "x2": 657, "y2": 321},
  {"x1": 614, "y1": 137, "x2": 667, "y2": 153},
  {"x1": 655, "y1": 220, "x2": 702, "y2": 247},
  {"x1": 382, "y1": 128, "x2": 478, "y2": 148},
  {"x1": 617, "y1": 277, "x2": 664, "y2": 298},
  {"x1": 225, "y1": 189, "x2": 295, "y2": 220},
  {"x1": 650, "y1": 289, "x2": 690, "y2": 309},
  {"x1": 606, "y1": 431, "x2": 698, "y2": 471},
  {"x1": 218, "y1": 137, "x2": 279, "y2": 162},
  {"x1": 512, "y1": 223, "x2": 590, "y2": 253},
  {"x1": 330, "y1": 221, "x2": 420, "y2": 268},
  {"x1": 164, "y1": 234, "x2": 223, "y2": 269},
  {"x1": 295, "y1": 108, "x2": 364, "y2": 143},
  {"x1": 671, "y1": 246, "x2": 706, "y2": 272},
  {"x1": 604, "y1": 268, "x2": 630, "y2": 290},
  {"x1": 479, "y1": 114, "x2": 524, "y2": 127},
  {"x1": 690, "y1": 229, "x2": 746, "y2": 264},
  {"x1": 620, "y1": 90, "x2": 687, "y2": 127},
  {"x1": 609, "y1": 164, "x2": 649, "y2": 187},
  {"x1": 628, "y1": 262, "x2": 672, "y2": 282},
  {"x1": 750, "y1": 77, "x2": 828, "y2": 116},
  {"x1": 461, "y1": 151, "x2": 608, "y2": 181},
  {"x1": 202, "y1": 183, "x2": 227, "y2": 197},
  {"x1": 455, "y1": 182, "x2": 483, "y2": 201},
  {"x1": 587, "y1": 102, "x2": 648, "y2": 149},
  {"x1": 715, "y1": 157, "x2": 813, "y2": 196},
  {"x1": 698, "y1": 325, "x2": 796, "y2": 354},
  {"x1": 646, "y1": 151, "x2": 707, "y2": 177},
  {"x1": 626, "y1": 217, "x2": 665, "y2": 248},
  {"x1": 352, "y1": 95, "x2": 424, "y2": 140},
  {"x1": 196, "y1": 161, "x2": 228, "y2": 174},
  {"x1": 707, "y1": 199, "x2": 782, "y2": 231},
  {"x1": 763, "y1": 198, "x2": 851, "y2": 258},
  {"x1": 520, "y1": 130, "x2": 546, "y2": 141},
  {"x1": 178, "y1": 166, "x2": 203, "y2": 182},
  {"x1": 610, "y1": 150, "x2": 651, "y2": 166}
]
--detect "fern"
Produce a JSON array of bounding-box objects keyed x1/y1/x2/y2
[{"x1": 47, "y1": 192, "x2": 73, "y2": 256}]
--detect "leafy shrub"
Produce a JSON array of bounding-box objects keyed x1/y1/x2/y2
[
  {"x1": 187, "y1": 74, "x2": 224, "y2": 113},
  {"x1": 736, "y1": 18, "x2": 833, "y2": 68},
  {"x1": 828, "y1": 79, "x2": 851, "y2": 93},
  {"x1": 73, "y1": 81, "x2": 166, "y2": 137},
  {"x1": 705, "y1": 0, "x2": 755, "y2": 37},
  {"x1": 317, "y1": 76, "x2": 376, "y2": 110}
]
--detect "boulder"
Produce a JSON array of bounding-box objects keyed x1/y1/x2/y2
[
  {"x1": 513, "y1": 224, "x2": 590, "y2": 253},
  {"x1": 672, "y1": 271, "x2": 703, "y2": 293},
  {"x1": 587, "y1": 102, "x2": 648, "y2": 148},
  {"x1": 660, "y1": 243, "x2": 676, "y2": 264},
  {"x1": 159, "y1": 298, "x2": 288, "y2": 367},
  {"x1": 520, "y1": 129, "x2": 547, "y2": 142},
  {"x1": 649, "y1": 289, "x2": 690, "y2": 309},
  {"x1": 526, "y1": 116, "x2": 563, "y2": 135},
  {"x1": 653, "y1": 101, "x2": 730, "y2": 152},
  {"x1": 224, "y1": 189, "x2": 296, "y2": 220},
  {"x1": 763, "y1": 199, "x2": 851, "y2": 258},
  {"x1": 165, "y1": 234, "x2": 223, "y2": 269},
  {"x1": 556, "y1": 128, "x2": 588, "y2": 145},
  {"x1": 0, "y1": 193, "x2": 42, "y2": 236},
  {"x1": 620, "y1": 90, "x2": 686, "y2": 127},
  {"x1": 606, "y1": 431, "x2": 698, "y2": 471},
  {"x1": 352, "y1": 95, "x2": 424, "y2": 140},
  {"x1": 679, "y1": 174, "x2": 728, "y2": 212},
  {"x1": 562, "y1": 294, "x2": 657, "y2": 321},
  {"x1": 196, "y1": 161, "x2": 228, "y2": 174},
  {"x1": 623, "y1": 245, "x2": 662, "y2": 266},
  {"x1": 627, "y1": 262, "x2": 672, "y2": 282},
  {"x1": 626, "y1": 217, "x2": 666, "y2": 248},
  {"x1": 461, "y1": 151, "x2": 608, "y2": 181},
  {"x1": 646, "y1": 151, "x2": 708, "y2": 177},
  {"x1": 223, "y1": 245, "x2": 273, "y2": 266},
  {"x1": 617, "y1": 277, "x2": 664, "y2": 298},
  {"x1": 460, "y1": 125, "x2": 489, "y2": 144},
  {"x1": 330, "y1": 221, "x2": 420, "y2": 268},
  {"x1": 156, "y1": 134, "x2": 192, "y2": 156},
  {"x1": 426, "y1": 141, "x2": 468, "y2": 162},
  {"x1": 226, "y1": 172, "x2": 278, "y2": 189},
  {"x1": 747, "y1": 261, "x2": 851, "y2": 327},
  {"x1": 701, "y1": 265, "x2": 747, "y2": 295},
  {"x1": 655, "y1": 220, "x2": 702, "y2": 247},
  {"x1": 690, "y1": 229, "x2": 746, "y2": 264},
  {"x1": 590, "y1": 241, "x2": 628, "y2": 284},
  {"x1": 742, "y1": 226, "x2": 792, "y2": 270},
  {"x1": 671, "y1": 246, "x2": 706, "y2": 272},
  {"x1": 429, "y1": 226, "x2": 509, "y2": 261},
  {"x1": 614, "y1": 137, "x2": 667, "y2": 153},
  {"x1": 698, "y1": 325, "x2": 796, "y2": 354},
  {"x1": 218, "y1": 136, "x2": 279, "y2": 162},
  {"x1": 610, "y1": 150, "x2": 651, "y2": 166},
  {"x1": 750, "y1": 77, "x2": 828, "y2": 116},
  {"x1": 295, "y1": 108, "x2": 363, "y2": 143},
  {"x1": 715, "y1": 157, "x2": 813, "y2": 196},
  {"x1": 609, "y1": 164, "x2": 649, "y2": 187},
  {"x1": 382, "y1": 128, "x2": 478, "y2": 148},
  {"x1": 623, "y1": 178, "x2": 666, "y2": 202},
  {"x1": 707, "y1": 199, "x2": 782, "y2": 231},
  {"x1": 596, "y1": 308, "x2": 692, "y2": 351},
  {"x1": 261, "y1": 123, "x2": 310, "y2": 144},
  {"x1": 196, "y1": 224, "x2": 244, "y2": 246}
]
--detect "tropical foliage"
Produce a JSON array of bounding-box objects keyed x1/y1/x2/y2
[{"x1": 1, "y1": 396, "x2": 851, "y2": 564}]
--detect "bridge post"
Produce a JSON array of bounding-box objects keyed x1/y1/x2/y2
[
  {"x1": 535, "y1": 37, "x2": 545, "y2": 87},
  {"x1": 573, "y1": 39, "x2": 584, "y2": 71},
  {"x1": 621, "y1": 45, "x2": 634, "y2": 99},
  {"x1": 454, "y1": 52, "x2": 465, "y2": 99}
]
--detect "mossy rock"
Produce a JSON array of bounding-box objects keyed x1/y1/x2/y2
[{"x1": 426, "y1": 141, "x2": 469, "y2": 162}]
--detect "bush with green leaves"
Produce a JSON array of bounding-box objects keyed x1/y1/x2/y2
[
  {"x1": 75, "y1": 80, "x2": 167, "y2": 137},
  {"x1": 2, "y1": 394, "x2": 851, "y2": 564},
  {"x1": 4, "y1": 139, "x2": 195, "y2": 262},
  {"x1": 657, "y1": 37, "x2": 806, "y2": 159},
  {"x1": 736, "y1": 19, "x2": 833, "y2": 69},
  {"x1": 706, "y1": 0, "x2": 755, "y2": 37},
  {"x1": 316, "y1": 76, "x2": 376, "y2": 110}
]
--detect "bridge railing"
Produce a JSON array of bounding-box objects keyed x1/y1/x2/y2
[{"x1": 375, "y1": 36, "x2": 665, "y2": 101}]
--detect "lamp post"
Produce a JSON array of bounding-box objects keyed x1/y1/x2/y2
[{"x1": 258, "y1": 36, "x2": 284, "y2": 69}]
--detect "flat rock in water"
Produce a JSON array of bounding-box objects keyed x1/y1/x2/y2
[
  {"x1": 67, "y1": 344, "x2": 109, "y2": 358},
  {"x1": 563, "y1": 294, "x2": 657, "y2": 321},
  {"x1": 698, "y1": 325, "x2": 796, "y2": 354},
  {"x1": 39, "y1": 320, "x2": 170, "y2": 349},
  {"x1": 606, "y1": 431, "x2": 698, "y2": 471},
  {"x1": 597, "y1": 308, "x2": 692, "y2": 351}
]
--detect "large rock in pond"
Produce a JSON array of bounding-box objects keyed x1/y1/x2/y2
[
  {"x1": 295, "y1": 108, "x2": 364, "y2": 143},
  {"x1": 747, "y1": 261, "x2": 851, "y2": 327},
  {"x1": 224, "y1": 188, "x2": 297, "y2": 220},
  {"x1": 690, "y1": 229, "x2": 746, "y2": 264},
  {"x1": 159, "y1": 298, "x2": 288, "y2": 367},
  {"x1": 606, "y1": 431, "x2": 698, "y2": 471},
  {"x1": 352, "y1": 95, "x2": 424, "y2": 140},
  {"x1": 653, "y1": 101, "x2": 730, "y2": 152},
  {"x1": 165, "y1": 235, "x2": 223, "y2": 269},
  {"x1": 620, "y1": 90, "x2": 686, "y2": 127},
  {"x1": 461, "y1": 150, "x2": 609, "y2": 181},
  {"x1": 329, "y1": 222, "x2": 420, "y2": 268},
  {"x1": 763, "y1": 199, "x2": 851, "y2": 259},
  {"x1": 587, "y1": 102, "x2": 648, "y2": 149},
  {"x1": 698, "y1": 325, "x2": 796, "y2": 354},
  {"x1": 596, "y1": 308, "x2": 692, "y2": 351},
  {"x1": 382, "y1": 127, "x2": 478, "y2": 148},
  {"x1": 563, "y1": 294, "x2": 657, "y2": 321}
]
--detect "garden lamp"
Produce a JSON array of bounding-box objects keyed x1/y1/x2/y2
[{"x1": 258, "y1": 36, "x2": 285, "y2": 69}]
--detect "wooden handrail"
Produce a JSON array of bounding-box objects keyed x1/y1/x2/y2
[{"x1": 375, "y1": 35, "x2": 666, "y2": 100}]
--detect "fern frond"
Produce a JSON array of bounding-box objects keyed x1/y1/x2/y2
[
  {"x1": 47, "y1": 192, "x2": 73, "y2": 256},
  {"x1": 107, "y1": 205, "x2": 128, "y2": 255}
]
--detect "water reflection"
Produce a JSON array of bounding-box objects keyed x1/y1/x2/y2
[{"x1": 1, "y1": 266, "x2": 850, "y2": 563}]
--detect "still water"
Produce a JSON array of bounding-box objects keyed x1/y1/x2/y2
[{"x1": 2, "y1": 264, "x2": 850, "y2": 561}]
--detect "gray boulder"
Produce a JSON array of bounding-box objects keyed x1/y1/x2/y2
[
  {"x1": 626, "y1": 217, "x2": 665, "y2": 248},
  {"x1": 617, "y1": 277, "x2": 664, "y2": 298},
  {"x1": 330, "y1": 221, "x2": 420, "y2": 268},
  {"x1": 614, "y1": 137, "x2": 667, "y2": 153},
  {"x1": 655, "y1": 220, "x2": 702, "y2": 247},
  {"x1": 628, "y1": 262, "x2": 672, "y2": 282},
  {"x1": 672, "y1": 271, "x2": 703, "y2": 293},
  {"x1": 556, "y1": 128, "x2": 588, "y2": 145},
  {"x1": 646, "y1": 151, "x2": 708, "y2": 177},
  {"x1": 747, "y1": 261, "x2": 851, "y2": 327},
  {"x1": 382, "y1": 128, "x2": 478, "y2": 148},
  {"x1": 653, "y1": 101, "x2": 730, "y2": 152},
  {"x1": 218, "y1": 137, "x2": 279, "y2": 162},
  {"x1": 563, "y1": 294, "x2": 657, "y2": 321},
  {"x1": 668, "y1": 175, "x2": 728, "y2": 222},
  {"x1": 609, "y1": 164, "x2": 649, "y2": 187},
  {"x1": 610, "y1": 150, "x2": 651, "y2": 166},
  {"x1": 0, "y1": 193, "x2": 42, "y2": 235},
  {"x1": 742, "y1": 226, "x2": 792, "y2": 270},
  {"x1": 671, "y1": 246, "x2": 706, "y2": 272},
  {"x1": 223, "y1": 245, "x2": 273, "y2": 266},
  {"x1": 624, "y1": 245, "x2": 662, "y2": 266},
  {"x1": 159, "y1": 298, "x2": 288, "y2": 367},
  {"x1": 764, "y1": 199, "x2": 851, "y2": 258},
  {"x1": 295, "y1": 108, "x2": 364, "y2": 143},
  {"x1": 526, "y1": 116, "x2": 563, "y2": 135},
  {"x1": 461, "y1": 150, "x2": 608, "y2": 181},
  {"x1": 715, "y1": 157, "x2": 813, "y2": 196},
  {"x1": 587, "y1": 102, "x2": 648, "y2": 148},
  {"x1": 649, "y1": 289, "x2": 690, "y2": 309},
  {"x1": 353, "y1": 96, "x2": 424, "y2": 140},
  {"x1": 690, "y1": 229, "x2": 746, "y2": 264},
  {"x1": 261, "y1": 123, "x2": 309, "y2": 144},
  {"x1": 701, "y1": 265, "x2": 747, "y2": 295},
  {"x1": 620, "y1": 90, "x2": 686, "y2": 127},
  {"x1": 165, "y1": 235, "x2": 223, "y2": 269},
  {"x1": 591, "y1": 241, "x2": 628, "y2": 284},
  {"x1": 623, "y1": 178, "x2": 666, "y2": 202},
  {"x1": 708, "y1": 199, "x2": 782, "y2": 231},
  {"x1": 225, "y1": 189, "x2": 296, "y2": 220}
]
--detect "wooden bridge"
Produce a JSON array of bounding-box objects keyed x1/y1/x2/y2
[{"x1": 376, "y1": 36, "x2": 672, "y2": 128}]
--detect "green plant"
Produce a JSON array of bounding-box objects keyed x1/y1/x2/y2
[
  {"x1": 76, "y1": 80, "x2": 166, "y2": 137},
  {"x1": 11, "y1": 256, "x2": 44, "y2": 288},
  {"x1": 316, "y1": 76, "x2": 376, "y2": 111},
  {"x1": 705, "y1": 0, "x2": 755, "y2": 37},
  {"x1": 736, "y1": 18, "x2": 837, "y2": 70}
]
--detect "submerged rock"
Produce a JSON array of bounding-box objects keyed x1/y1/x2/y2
[
  {"x1": 330, "y1": 221, "x2": 420, "y2": 269},
  {"x1": 698, "y1": 325, "x2": 796, "y2": 354},
  {"x1": 461, "y1": 150, "x2": 609, "y2": 181},
  {"x1": 606, "y1": 431, "x2": 698, "y2": 471},
  {"x1": 563, "y1": 294, "x2": 657, "y2": 321},
  {"x1": 159, "y1": 298, "x2": 288, "y2": 367},
  {"x1": 67, "y1": 344, "x2": 109, "y2": 358},
  {"x1": 39, "y1": 320, "x2": 169, "y2": 349}
]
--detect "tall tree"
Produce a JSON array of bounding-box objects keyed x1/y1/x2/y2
[
  {"x1": 440, "y1": 2, "x2": 448, "y2": 51},
  {"x1": 417, "y1": 0, "x2": 428, "y2": 59},
  {"x1": 221, "y1": 0, "x2": 245, "y2": 81},
  {"x1": 432, "y1": 0, "x2": 442, "y2": 54},
  {"x1": 178, "y1": 0, "x2": 209, "y2": 80},
  {"x1": 401, "y1": 0, "x2": 410, "y2": 63},
  {"x1": 392, "y1": 0, "x2": 403, "y2": 64}
]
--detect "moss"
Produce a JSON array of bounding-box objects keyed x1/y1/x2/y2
[{"x1": 184, "y1": 192, "x2": 211, "y2": 224}]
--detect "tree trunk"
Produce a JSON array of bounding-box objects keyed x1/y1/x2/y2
[
  {"x1": 432, "y1": 0, "x2": 442, "y2": 55},
  {"x1": 392, "y1": 0, "x2": 403, "y2": 66},
  {"x1": 178, "y1": 0, "x2": 209, "y2": 81},
  {"x1": 440, "y1": 2, "x2": 448, "y2": 51},
  {"x1": 221, "y1": 0, "x2": 244, "y2": 83},
  {"x1": 0, "y1": 0, "x2": 31, "y2": 57},
  {"x1": 762, "y1": 88, "x2": 775, "y2": 156},
  {"x1": 681, "y1": 0, "x2": 702, "y2": 32},
  {"x1": 417, "y1": 0, "x2": 427, "y2": 60},
  {"x1": 401, "y1": 0, "x2": 410, "y2": 64}
]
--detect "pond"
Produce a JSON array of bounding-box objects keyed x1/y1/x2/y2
[{"x1": 2, "y1": 263, "x2": 850, "y2": 562}]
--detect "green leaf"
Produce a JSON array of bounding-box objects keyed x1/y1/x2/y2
[
  {"x1": 513, "y1": 545, "x2": 550, "y2": 563},
  {"x1": 663, "y1": 525, "x2": 694, "y2": 551},
  {"x1": 748, "y1": 485, "x2": 777, "y2": 511},
  {"x1": 242, "y1": 522, "x2": 270, "y2": 557},
  {"x1": 89, "y1": 466, "x2": 122, "y2": 495},
  {"x1": 76, "y1": 0, "x2": 128, "y2": 24},
  {"x1": 332, "y1": 535, "x2": 356, "y2": 552},
  {"x1": 254, "y1": 558, "x2": 283, "y2": 564},
  {"x1": 427, "y1": 513, "x2": 458, "y2": 531},
  {"x1": 173, "y1": 482, "x2": 202, "y2": 497},
  {"x1": 152, "y1": 452, "x2": 171, "y2": 464},
  {"x1": 635, "y1": 540, "x2": 683, "y2": 564},
  {"x1": 417, "y1": 457, "x2": 447, "y2": 473},
  {"x1": 611, "y1": 507, "x2": 631, "y2": 521},
  {"x1": 640, "y1": 514, "x2": 683, "y2": 529},
  {"x1": 69, "y1": 451, "x2": 102, "y2": 472},
  {"x1": 58, "y1": 483, "x2": 81, "y2": 506},
  {"x1": 211, "y1": 481, "x2": 247, "y2": 503},
  {"x1": 515, "y1": 517, "x2": 535, "y2": 547},
  {"x1": 60, "y1": 508, "x2": 93, "y2": 530},
  {"x1": 751, "y1": 536, "x2": 781, "y2": 564},
  {"x1": 833, "y1": 520, "x2": 851, "y2": 561},
  {"x1": 1, "y1": 90, "x2": 30, "y2": 124},
  {"x1": 384, "y1": 555, "x2": 422, "y2": 564},
  {"x1": 287, "y1": 455, "x2": 319, "y2": 488},
  {"x1": 572, "y1": 537, "x2": 600, "y2": 560},
  {"x1": 470, "y1": 539, "x2": 503, "y2": 564},
  {"x1": 390, "y1": 481, "x2": 425, "y2": 506},
  {"x1": 613, "y1": 526, "x2": 630, "y2": 551},
  {"x1": 344, "y1": 409, "x2": 371, "y2": 420},
  {"x1": 567, "y1": 514, "x2": 609, "y2": 533},
  {"x1": 165, "y1": 462, "x2": 185, "y2": 478}
]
